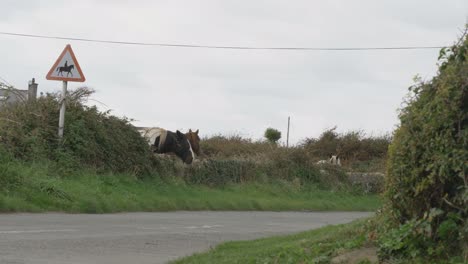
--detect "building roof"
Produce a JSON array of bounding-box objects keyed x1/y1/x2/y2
[{"x1": 0, "y1": 89, "x2": 28, "y2": 105}]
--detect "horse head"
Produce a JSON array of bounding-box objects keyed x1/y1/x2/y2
[
  {"x1": 185, "y1": 129, "x2": 201, "y2": 156},
  {"x1": 172, "y1": 130, "x2": 194, "y2": 164}
]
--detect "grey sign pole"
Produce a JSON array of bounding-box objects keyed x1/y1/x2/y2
[
  {"x1": 58, "y1": 80, "x2": 67, "y2": 139},
  {"x1": 286, "y1": 116, "x2": 290, "y2": 148}
]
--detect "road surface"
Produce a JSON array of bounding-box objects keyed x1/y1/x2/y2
[{"x1": 0, "y1": 211, "x2": 371, "y2": 264}]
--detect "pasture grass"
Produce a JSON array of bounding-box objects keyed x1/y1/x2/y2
[{"x1": 0, "y1": 160, "x2": 381, "y2": 213}]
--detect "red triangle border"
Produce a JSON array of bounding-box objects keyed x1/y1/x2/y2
[{"x1": 46, "y1": 44, "x2": 86, "y2": 82}]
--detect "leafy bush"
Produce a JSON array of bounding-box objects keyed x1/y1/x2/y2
[
  {"x1": 264, "y1": 127, "x2": 281, "y2": 144},
  {"x1": 382, "y1": 31, "x2": 467, "y2": 260},
  {"x1": 0, "y1": 88, "x2": 155, "y2": 175}
]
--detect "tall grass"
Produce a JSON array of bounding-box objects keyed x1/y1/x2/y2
[{"x1": 0, "y1": 158, "x2": 380, "y2": 213}]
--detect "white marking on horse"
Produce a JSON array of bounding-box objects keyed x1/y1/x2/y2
[{"x1": 187, "y1": 139, "x2": 195, "y2": 160}]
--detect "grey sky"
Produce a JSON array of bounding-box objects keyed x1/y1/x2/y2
[{"x1": 1, "y1": 0, "x2": 467, "y2": 144}]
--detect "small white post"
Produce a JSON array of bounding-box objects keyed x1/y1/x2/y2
[{"x1": 58, "y1": 81, "x2": 67, "y2": 139}]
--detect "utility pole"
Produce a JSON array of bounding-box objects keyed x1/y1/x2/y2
[{"x1": 286, "y1": 116, "x2": 290, "y2": 148}]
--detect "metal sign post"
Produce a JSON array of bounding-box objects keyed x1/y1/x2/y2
[
  {"x1": 46, "y1": 44, "x2": 85, "y2": 139},
  {"x1": 58, "y1": 81, "x2": 67, "y2": 138}
]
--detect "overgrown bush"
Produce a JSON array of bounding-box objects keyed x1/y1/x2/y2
[
  {"x1": 182, "y1": 147, "x2": 350, "y2": 190},
  {"x1": 185, "y1": 159, "x2": 259, "y2": 186},
  {"x1": 195, "y1": 131, "x2": 386, "y2": 190},
  {"x1": 264, "y1": 127, "x2": 281, "y2": 144},
  {"x1": 200, "y1": 134, "x2": 274, "y2": 158},
  {"x1": 0, "y1": 88, "x2": 155, "y2": 175},
  {"x1": 381, "y1": 31, "x2": 467, "y2": 261},
  {"x1": 301, "y1": 127, "x2": 391, "y2": 167},
  {"x1": 201, "y1": 130, "x2": 389, "y2": 171}
]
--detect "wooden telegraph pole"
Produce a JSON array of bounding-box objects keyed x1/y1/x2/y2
[
  {"x1": 286, "y1": 116, "x2": 290, "y2": 148},
  {"x1": 46, "y1": 44, "x2": 86, "y2": 139}
]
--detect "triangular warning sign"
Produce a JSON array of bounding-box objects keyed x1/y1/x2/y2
[{"x1": 46, "y1": 44, "x2": 85, "y2": 82}]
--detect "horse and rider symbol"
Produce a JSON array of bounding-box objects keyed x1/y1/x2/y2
[{"x1": 56, "y1": 60, "x2": 75, "y2": 77}]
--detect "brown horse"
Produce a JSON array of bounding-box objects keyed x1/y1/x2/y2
[{"x1": 185, "y1": 129, "x2": 201, "y2": 156}]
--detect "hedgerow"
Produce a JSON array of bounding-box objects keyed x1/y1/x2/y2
[
  {"x1": 380, "y1": 31, "x2": 467, "y2": 261},
  {"x1": 0, "y1": 88, "x2": 155, "y2": 175},
  {"x1": 0, "y1": 86, "x2": 388, "y2": 192}
]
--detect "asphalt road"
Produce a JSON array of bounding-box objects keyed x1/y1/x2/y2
[{"x1": 0, "y1": 211, "x2": 371, "y2": 264}]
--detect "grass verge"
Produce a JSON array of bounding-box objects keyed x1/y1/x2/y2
[
  {"x1": 0, "y1": 161, "x2": 380, "y2": 213},
  {"x1": 173, "y1": 219, "x2": 374, "y2": 264},
  {"x1": 172, "y1": 219, "x2": 466, "y2": 264}
]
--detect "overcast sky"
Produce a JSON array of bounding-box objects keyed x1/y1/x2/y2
[{"x1": 1, "y1": 1, "x2": 467, "y2": 144}]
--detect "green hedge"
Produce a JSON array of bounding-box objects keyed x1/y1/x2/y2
[
  {"x1": 381, "y1": 32, "x2": 467, "y2": 260},
  {"x1": 0, "y1": 88, "x2": 155, "y2": 175}
]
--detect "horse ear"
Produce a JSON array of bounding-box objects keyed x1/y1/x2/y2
[
  {"x1": 176, "y1": 130, "x2": 184, "y2": 138},
  {"x1": 195, "y1": 129, "x2": 199, "y2": 135},
  {"x1": 189, "y1": 129, "x2": 192, "y2": 133}
]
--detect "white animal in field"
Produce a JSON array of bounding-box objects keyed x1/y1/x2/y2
[{"x1": 316, "y1": 155, "x2": 341, "y2": 166}]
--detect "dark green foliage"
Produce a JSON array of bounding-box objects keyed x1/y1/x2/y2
[
  {"x1": 382, "y1": 31, "x2": 467, "y2": 260},
  {"x1": 0, "y1": 88, "x2": 155, "y2": 175},
  {"x1": 264, "y1": 127, "x2": 281, "y2": 144}
]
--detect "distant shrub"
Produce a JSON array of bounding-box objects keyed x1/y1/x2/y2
[
  {"x1": 301, "y1": 127, "x2": 391, "y2": 167},
  {"x1": 264, "y1": 127, "x2": 281, "y2": 144}
]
